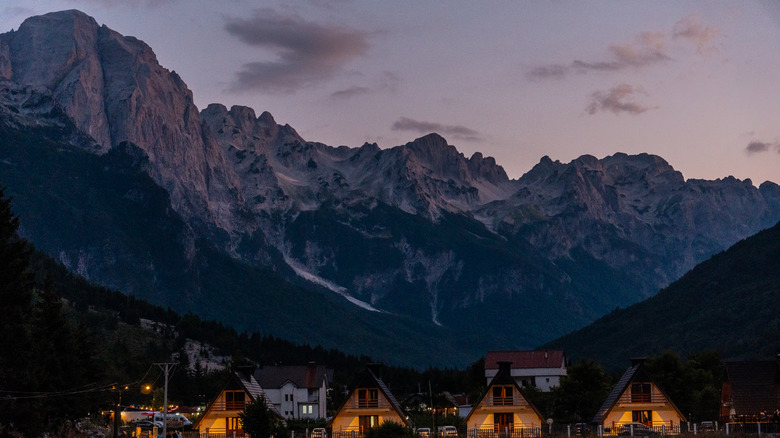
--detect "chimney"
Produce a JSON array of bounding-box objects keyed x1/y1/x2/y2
[
  {"x1": 367, "y1": 363, "x2": 384, "y2": 378},
  {"x1": 235, "y1": 365, "x2": 255, "y2": 381},
  {"x1": 305, "y1": 361, "x2": 317, "y2": 388}
]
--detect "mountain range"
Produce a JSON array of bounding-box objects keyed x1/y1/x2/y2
[{"x1": 1, "y1": 10, "x2": 779, "y2": 367}]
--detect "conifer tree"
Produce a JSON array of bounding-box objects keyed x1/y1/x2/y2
[
  {"x1": 0, "y1": 187, "x2": 104, "y2": 435},
  {"x1": 0, "y1": 187, "x2": 36, "y2": 429}
]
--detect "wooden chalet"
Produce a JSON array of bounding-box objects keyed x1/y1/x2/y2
[
  {"x1": 465, "y1": 361, "x2": 545, "y2": 437},
  {"x1": 195, "y1": 367, "x2": 283, "y2": 437},
  {"x1": 328, "y1": 364, "x2": 409, "y2": 436},
  {"x1": 592, "y1": 359, "x2": 686, "y2": 435}
]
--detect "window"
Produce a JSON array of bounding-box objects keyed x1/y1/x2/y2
[
  {"x1": 358, "y1": 389, "x2": 379, "y2": 408},
  {"x1": 359, "y1": 415, "x2": 379, "y2": 431},
  {"x1": 225, "y1": 391, "x2": 246, "y2": 410},
  {"x1": 631, "y1": 383, "x2": 651, "y2": 403},
  {"x1": 632, "y1": 410, "x2": 652, "y2": 426},
  {"x1": 302, "y1": 405, "x2": 313, "y2": 415},
  {"x1": 492, "y1": 386, "x2": 513, "y2": 405},
  {"x1": 226, "y1": 417, "x2": 243, "y2": 434}
]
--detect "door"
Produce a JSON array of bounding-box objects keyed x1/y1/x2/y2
[
  {"x1": 227, "y1": 417, "x2": 244, "y2": 437},
  {"x1": 359, "y1": 415, "x2": 379, "y2": 432},
  {"x1": 494, "y1": 413, "x2": 514, "y2": 434}
]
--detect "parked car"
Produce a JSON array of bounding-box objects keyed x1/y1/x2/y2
[
  {"x1": 438, "y1": 426, "x2": 458, "y2": 436},
  {"x1": 699, "y1": 422, "x2": 715, "y2": 432},
  {"x1": 416, "y1": 427, "x2": 431, "y2": 437},
  {"x1": 574, "y1": 423, "x2": 590, "y2": 435},
  {"x1": 617, "y1": 423, "x2": 657, "y2": 436},
  {"x1": 134, "y1": 420, "x2": 163, "y2": 430}
]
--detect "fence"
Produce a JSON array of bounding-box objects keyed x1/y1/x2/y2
[{"x1": 185, "y1": 423, "x2": 780, "y2": 438}]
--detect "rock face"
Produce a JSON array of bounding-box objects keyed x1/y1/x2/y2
[
  {"x1": 2, "y1": 10, "x2": 780, "y2": 362},
  {"x1": 0, "y1": 10, "x2": 239, "y2": 230},
  {"x1": 483, "y1": 153, "x2": 780, "y2": 298}
]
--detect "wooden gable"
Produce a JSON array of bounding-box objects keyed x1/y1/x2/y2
[
  {"x1": 195, "y1": 368, "x2": 282, "y2": 434},
  {"x1": 329, "y1": 365, "x2": 409, "y2": 432},
  {"x1": 593, "y1": 360, "x2": 686, "y2": 433},
  {"x1": 466, "y1": 362, "x2": 545, "y2": 433}
]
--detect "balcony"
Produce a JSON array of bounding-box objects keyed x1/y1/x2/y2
[
  {"x1": 617, "y1": 393, "x2": 667, "y2": 404},
  {"x1": 344, "y1": 398, "x2": 392, "y2": 410},
  {"x1": 208, "y1": 400, "x2": 247, "y2": 411},
  {"x1": 482, "y1": 396, "x2": 531, "y2": 408}
]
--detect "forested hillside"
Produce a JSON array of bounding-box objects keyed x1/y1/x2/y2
[{"x1": 545, "y1": 220, "x2": 780, "y2": 370}]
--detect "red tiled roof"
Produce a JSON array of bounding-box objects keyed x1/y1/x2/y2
[{"x1": 484, "y1": 350, "x2": 565, "y2": 369}]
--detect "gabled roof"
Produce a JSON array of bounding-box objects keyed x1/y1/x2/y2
[
  {"x1": 592, "y1": 360, "x2": 685, "y2": 424},
  {"x1": 255, "y1": 363, "x2": 334, "y2": 389},
  {"x1": 724, "y1": 360, "x2": 780, "y2": 416},
  {"x1": 328, "y1": 365, "x2": 410, "y2": 427},
  {"x1": 485, "y1": 350, "x2": 566, "y2": 369},
  {"x1": 195, "y1": 368, "x2": 283, "y2": 430},
  {"x1": 465, "y1": 361, "x2": 545, "y2": 424},
  {"x1": 443, "y1": 391, "x2": 471, "y2": 408}
]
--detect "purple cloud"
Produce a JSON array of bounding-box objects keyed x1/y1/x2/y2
[
  {"x1": 528, "y1": 17, "x2": 720, "y2": 80},
  {"x1": 746, "y1": 140, "x2": 780, "y2": 154},
  {"x1": 585, "y1": 84, "x2": 653, "y2": 116},
  {"x1": 330, "y1": 71, "x2": 399, "y2": 99},
  {"x1": 392, "y1": 117, "x2": 483, "y2": 142},
  {"x1": 330, "y1": 85, "x2": 371, "y2": 99},
  {"x1": 225, "y1": 8, "x2": 369, "y2": 93},
  {"x1": 673, "y1": 14, "x2": 722, "y2": 53},
  {"x1": 526, "y1": 64, "x2": 569, "y2": 81}
]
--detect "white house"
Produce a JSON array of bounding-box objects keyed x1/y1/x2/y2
[
  {"x1": 255, "y1": 362, "x2": 333, "y2": 420},
  {"x1": 484, "y1": 350, "x2": 567, "y2": 392}
]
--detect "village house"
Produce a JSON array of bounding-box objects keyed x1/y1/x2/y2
[
  {"x1": 255, "y1": 362, "x2": 333, "y2": 420},
  {"x1": 592, "y1": 359, "x2": 686, "y2": 435},
  {"x1": 484, "y1": 350, "x2": 567, "y2": 392},
  {"x1": 195, "y1": 367, "x2": 283, "y2": 436},
  {"x1": 466, "y1": 361, "x2": 546, "y2": 436},
  {"x1": 720, "y1": 358, "x2": 780, "y2": 424},
  {"x1": 328, "y1": 364, "x2": 409, "y2": 436}
]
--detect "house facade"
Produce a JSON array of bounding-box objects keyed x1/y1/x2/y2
[
  {"x1": 592, "y1": 359, "x2": 686, "y2": 434},
  {"x1": 720, "y1": 359, "x2": 780, "y2": 424},
  {"x1": 328, "y1": 364, "x2": 409, "y2": 435},
  {"x1": 484, "y1": 350, "x2": 567, "y2": 392},
  {"x1": 195, "y1": 368, "x2": 282, "y2": 436},
  {"x1": 466, "y1": 361, "x2": 545, "y2": 437},
  {"x1": 255, "y1": 362, "x2": 334, "y2": 420}
]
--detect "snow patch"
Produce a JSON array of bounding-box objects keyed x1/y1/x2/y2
[{"x1": 283, "y1": 255, "x2": 383, "y2": 312}]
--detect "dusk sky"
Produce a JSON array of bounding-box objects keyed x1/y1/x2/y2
[{"x1": 4, "y1": 0, "x2": 780, "y2": 185}]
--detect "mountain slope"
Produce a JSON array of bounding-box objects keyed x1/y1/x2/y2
[
  {"x1": 0, "y1": 114, "x2": 476, "y2": 367},
  {"x1": 2, "y1": 10, "x2": 780, "y2": 367},
  {"x1": 544, "y1": 219, "x2": 780, "y2": 370}
]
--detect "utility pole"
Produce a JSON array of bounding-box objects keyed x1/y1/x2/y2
[{"x1": 154, "y1": 363, "x2": 176, "y2": 438}]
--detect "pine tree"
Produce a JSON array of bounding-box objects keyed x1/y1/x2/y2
[
  {"x1": 0, "y1": 187, "x2": 33, "y2": 384},
  {"x1": 0, "y1": 187, "x2": 104, "y2": 435},
  {"x1": 0, "y1": 186, "x2": 36, "y2": 428}
]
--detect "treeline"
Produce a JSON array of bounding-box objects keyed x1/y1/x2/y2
[
  {"x1": 0, "y1": 187, "x2": 106, "y2": 437},
  {"x1": 0, "y1": 186, "x2": 725, "y2": 437}
]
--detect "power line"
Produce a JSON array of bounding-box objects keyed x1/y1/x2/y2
[{"x1": 0, "y1": 363, "x2": 159, "y2": 401}]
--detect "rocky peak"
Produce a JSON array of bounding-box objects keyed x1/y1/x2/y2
[
  {"x1": 397, "y1": 133, "x2": 511, "y2": 188},
  {"x1": 2, "y1": 10, "x2": 109, "y2": 148},
  {"x1": 0, "y1": 9, "x2": 240, "y2": 230}
]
